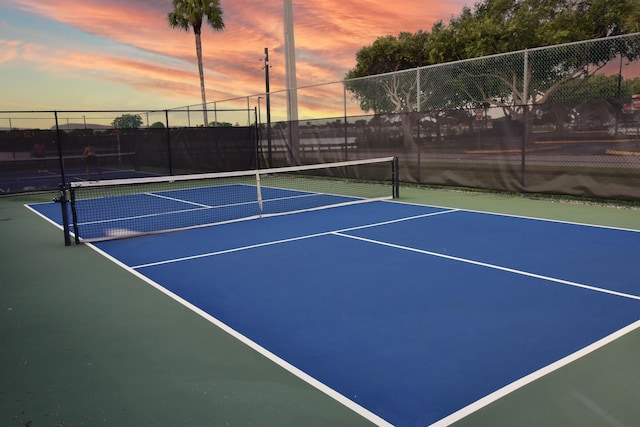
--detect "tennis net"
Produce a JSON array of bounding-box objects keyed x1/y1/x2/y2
[{"x1": 68, "y1": 157, "x2": 399, "y2": 242}]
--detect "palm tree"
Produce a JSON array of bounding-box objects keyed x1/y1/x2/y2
[{"x1": 168, "y1": 0, "x2": 225, "y2": 127}]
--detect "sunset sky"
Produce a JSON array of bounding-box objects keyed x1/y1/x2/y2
[{"x1": 0, "y1": 0, "x2": 469, "y2": 122}]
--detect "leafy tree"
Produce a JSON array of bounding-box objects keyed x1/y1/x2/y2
[
  {"x1": 346, "y1": 32, "x2": 435, "y2": 148},
  {"x1": 347, "y1": 31, "x2": 431, "y2": 78},
  {"x1": 149, "y1": 121, "x2": 165, "y2": 128},
  {"x1": 346, "y1": 31, "x2": 430, "y2": 112},
  {"x1": 112, "y1": 114, "x2": 143, "y2": 129},
  {"x1": 546, "y1": 74, "x2": 633, "y2": 102},
  {"x1": 426, "y1": 0, "x2": 640, "y2": 143},
  {"x1": 168, "y1": 0, "x2": 225, "y2": 127},
  {"x1": 346, "y1": 0, "x2": 640, "y2": 147},
  {"x1": 427, "y1": 0, "x2": 638, "y2": 61}
]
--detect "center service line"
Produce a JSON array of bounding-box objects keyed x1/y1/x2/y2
[{"x1": 332, "y1": 231, "x2": 640, "y2": 301}]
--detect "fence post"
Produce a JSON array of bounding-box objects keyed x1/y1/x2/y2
[
  {"x1": 343, "y1": 82, "x2": 349, "y2": 161},
  {"x1": 416, "y1": 68, "x2": 421, "y2": 112},
  {"x1": 521, "y1": 49, "x2": 529, "y2": 189},
  {"x1": 165, "y1": 110, "x2": 173, "y2": 175},
  {"x1": 246, "y1": 97, "x2": 251, "y2": 126},
  {"x1": 53, "y1": 111, "x2": 66, "y2": 187},
  {"x1": 417, "y1": 113, "x2": 421, "y2": 184},
  {"x1": 54, "y1": 111, "x2": 70, "y2": 246},
  {"x1": 393, "y1": 156, "x2": 400, "y2": 198},
  {"x1": 523, "y1": 49, "x2": 529, "y2": 104}
]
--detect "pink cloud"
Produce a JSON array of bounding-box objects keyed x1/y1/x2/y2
[
  {"x1": 5, "y1": 0, "x2": 470, "y2": 112},
  {"x1": 0, "y1": 39, "x2": 22, "y2": 63}
]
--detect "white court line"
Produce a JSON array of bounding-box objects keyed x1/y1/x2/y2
[
  {"x1": 427, "y1": 319, "x2": 640, "y2": 427},
  {"x1": 147, "y1": 192, "x2": 212, "y2": 208},
  {"x1": 333, "y1": 232, "x2": 640, "y2": 301},
  {"x1": 149, "y1": 189, "x2": 321, "y2": 208},
  {"x1": 92, "y1": 203, "x2": 640, "y2": 427},
  {"x1": 77, "y1": 194, "x2": 256, "y2": 226},
  {"x1": 78, "y1": 205, "x2": 213, "y2": 226},
  {"x1": 389, "y1": 199, "x2": 640, "y2": 234},
  {"x1": 329, "y1": 230, "x2": 640, "y2": 425},
  {"x1": 85, "y1": 242, "x2": 395, "y2": 427},
  {"x1": 28, "y1": 195, "x2": 640, "y2": 426},
  {"x1": 131, "y1": 209, "x2": 459, "y2": 269},
  {"x1": 80, "y1": 191, "x2": 330, "y2": 227}
]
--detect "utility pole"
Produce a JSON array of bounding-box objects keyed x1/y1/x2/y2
[{"x1": 264, "y1": 48, "x2": 272, "y2": 168}]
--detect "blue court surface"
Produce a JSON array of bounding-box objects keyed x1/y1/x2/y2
[{"x1": 29, "y1": 195, "x2": 640, "y2": 426}]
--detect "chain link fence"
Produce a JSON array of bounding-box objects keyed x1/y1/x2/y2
[
  {"x1": 0, "y1": 109, "x2": 257, "y2": 194},
  {"x1": 2, "y1": 34, "x2": 639, "y2": 200},
  {"x1": 218, "y1": 33, "x2": 639, "y2": 201}
]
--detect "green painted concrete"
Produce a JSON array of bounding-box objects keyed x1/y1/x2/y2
[
  {"x1": 1, "y1": 193, "x2": 375, "y2": 427},
  {"x1": 1, "y1": 188, "x2": 638, "y2": 427}
]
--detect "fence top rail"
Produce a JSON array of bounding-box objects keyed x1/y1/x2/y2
[
  {"x1": 194, "y1": 32, "x2": 640, "y2": 110},
  {"x1": 344, "y1": 32, "x2": 640, "y2": 83},
  {"x1": 0, "y1": 108, "x2": 253, "y2": 114}
]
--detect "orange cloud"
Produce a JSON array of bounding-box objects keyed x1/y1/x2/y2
[
  {"x1": 4, "y1": 0, "x2": 469, "y2": 114},
  {"x1": 0, "y1": 39, "x2": 22, "y2": 64}
]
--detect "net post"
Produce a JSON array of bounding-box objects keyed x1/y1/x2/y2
[
  {"x1": 392, "y1": 157, "x2": 400, "y2": 198},
  {"x1": 69, "y1": 186, "x2": 80, "y2": 244},
  {"x1": 53, "y1": 111, "x2": 67, "y2": 187},
  {"x1": 57, "y1": 184, "x2": 71, "y2": 246}
]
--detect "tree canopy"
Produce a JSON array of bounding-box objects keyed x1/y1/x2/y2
[
  {"x1": 346, "y1": 31, "x2": 431, "y2": 79},
  {"x1": 347, "y1": 0, "x2": 640, "y2": 84},
  {"x1": 427, "y1": 0, "x2": 639, "y2": 62},
  {"x1": 345, "y1": 0, "x2": 640, "y2": 148},
  {"x1": 112, "y1": 114, "x2": 143, "y2": 129}
]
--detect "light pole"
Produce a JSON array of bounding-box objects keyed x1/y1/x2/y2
[
  {"x1": 284, "y1": 0, "x2": 300, "y2": 164},
  {"x1": 264, "y1": 48, "x2": 272, "y2": 168}
]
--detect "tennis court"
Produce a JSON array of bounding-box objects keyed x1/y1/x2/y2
[
  {"x1": 0, "y1": 151, "x2": 146, "y2": 194},
  {"x1": 21, "y1": 159, "x2": 640, "y2": 427}
]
